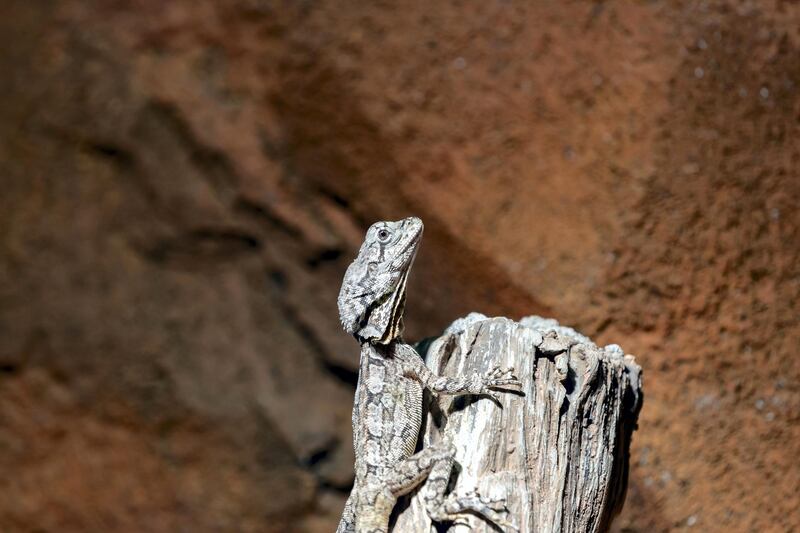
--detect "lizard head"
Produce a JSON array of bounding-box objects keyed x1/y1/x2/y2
[{"x1": 337, "y1": 216, "x2": 424, "y2": 344}]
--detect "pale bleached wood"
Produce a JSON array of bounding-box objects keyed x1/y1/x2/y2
[{"x1": 393, "y1": 313, "x2": 643, "y2": 533}]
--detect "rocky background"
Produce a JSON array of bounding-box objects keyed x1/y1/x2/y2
[{"x1": 1, "y1": 1, "x2": 798, "y2": 532}]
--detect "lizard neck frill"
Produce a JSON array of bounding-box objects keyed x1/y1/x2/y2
[
  {"x1": 376, "y1": 267, "x2": 409, "y2": 344},
  {"x1": 354, "y1": 253, "x2": 412, "y2": 346}
]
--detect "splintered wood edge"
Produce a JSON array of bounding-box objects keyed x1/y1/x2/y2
[{"x1": 393, "y1": 314, "x2": 643, "y2": 533}]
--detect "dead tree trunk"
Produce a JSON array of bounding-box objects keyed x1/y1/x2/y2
[{"x1": 393, "y1": 314, "x2": 643, "y2": 533}]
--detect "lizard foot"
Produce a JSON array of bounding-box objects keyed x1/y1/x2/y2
[
  {"x1": 457, "y1": 488, "x2": 509, "y2": 513},
  {"x1": 481, "y1": 366, "x2": 523, "y2": 401},
  {"x1": 437, "y1": 489, "x2": 518, "y2": 532}
]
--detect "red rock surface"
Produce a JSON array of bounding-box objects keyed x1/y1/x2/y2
[{"x1": 1, "y1": 1, "x2": 797, "y2": 531}]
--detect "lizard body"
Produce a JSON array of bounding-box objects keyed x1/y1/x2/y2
[{"x1": 336, "y1": 217, "x2": 520, "y2": 533}]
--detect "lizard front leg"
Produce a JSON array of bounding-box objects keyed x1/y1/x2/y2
[
  {"x1": 395, "y1": 342, "x2": 522, "y2": 401},
  {"x1": 385, "y1": 441, "x2": 516, "y2": 531}
]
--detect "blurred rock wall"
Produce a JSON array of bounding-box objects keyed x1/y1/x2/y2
[{"x1": 1, "y1": 1, "x2": 798, "y2": 531}]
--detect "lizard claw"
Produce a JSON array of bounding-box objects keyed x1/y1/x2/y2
[
  {"x1": 485, "y1": 389, "x2": 503, "y2": 403},
  {"x1": 482, "y1": 365, "x2": 523, "y2": 392}
]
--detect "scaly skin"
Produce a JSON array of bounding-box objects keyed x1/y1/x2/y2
[{"x1": 336, "y1": 217, "x2": 520, "y2": 533}]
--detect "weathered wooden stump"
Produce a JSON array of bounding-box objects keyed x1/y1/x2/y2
[{"x1": 393, "y1": 313, "x2": 643, "y2": 533}]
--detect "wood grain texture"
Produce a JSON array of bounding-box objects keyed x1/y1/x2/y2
[{"x1": 393, "y1": 314, "x2": 643, "y2": 533}]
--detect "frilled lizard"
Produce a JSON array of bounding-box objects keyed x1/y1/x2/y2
[{"x1": 336, "y1": 217, "x2": 520, "y2": 533}]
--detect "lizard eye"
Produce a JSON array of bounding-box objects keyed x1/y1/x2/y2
[{"x1": 377, "y1": 228, "x2": 391, "y2": 242}]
